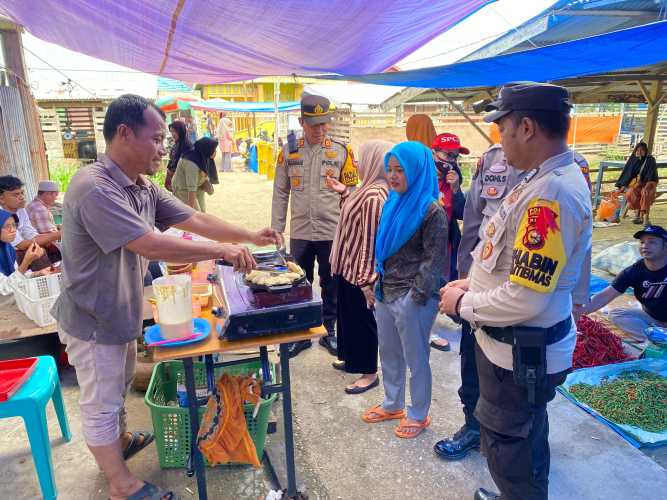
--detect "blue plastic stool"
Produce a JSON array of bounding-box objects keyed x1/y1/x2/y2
[{"x1": 0, "y1": 355, "x2": 72, "y2": 499}]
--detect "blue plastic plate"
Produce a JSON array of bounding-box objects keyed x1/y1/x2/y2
[{"x1": 144, "y1": 318, "x2": 211, "y2": 347}]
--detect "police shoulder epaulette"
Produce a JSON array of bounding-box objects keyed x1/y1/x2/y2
[{"x1": 331, "y1": 139, "x2": 350, "y2": 158}]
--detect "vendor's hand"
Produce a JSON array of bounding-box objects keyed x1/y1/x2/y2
[
  {"x1": 325, "y1": 176, "x2": 346, "y2": 194},
  {"x1": 219, "y1": 244, "x2": 256, "y2": 273},
  {"x1": 24, "y1": 242, "x2": 45, "y2": 264},
  {"x1": 439, "y1": 287, "x2": 466, "y2": 316},
  {"x1": 572, "y1": 304, "x2": 588, "y2": 323},
  {"x1": 252, "y1": 228, "x2": 282, "y2": 247},
  {"x1": 446, "y1": 170, "x2": 460, "y2": 193},
  {"x1": 362, "y1": 286, "x2": 375, "y2": 309},
  {"x1": 442, "y1": 278, "x2": 470, "y2": 293}
]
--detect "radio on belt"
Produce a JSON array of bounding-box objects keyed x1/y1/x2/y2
[{"x1": 213, "y1": 261, "x2": 323, "y2": 341}]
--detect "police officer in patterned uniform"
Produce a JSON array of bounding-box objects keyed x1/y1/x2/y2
[
  {"x1": 272, "y1": 92, "x2": 358, "y2": 358},
  {"x1": 434, "y1": 144, "x2": 525, "y2": 460},
  {"x1": 440, "y1": 83, "x2": 592, "y2": 500}
]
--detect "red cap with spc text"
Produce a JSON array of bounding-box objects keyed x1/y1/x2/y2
[{"x1": 432, "y1": 133, "x2": 470, "y2": 155}]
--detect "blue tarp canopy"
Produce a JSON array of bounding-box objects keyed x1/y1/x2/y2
[
  {"x1": 324, "y1": 21, "x2": 667, "y2": 90},
  {"x1": 191, "y1": 100, "x2": 300, "y2": 113}
]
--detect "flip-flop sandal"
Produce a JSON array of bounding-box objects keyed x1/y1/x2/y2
[
  {"x1": 123, "y1": 431, "x2": 155, "y2": 461},
  {"x1": 362, "y1": 404, "x2": 406, "y2": 423},
  {"x1": 394, "y1": 416, "x2": 431, "y2": 439},
  {"x1": 123, "y1": 482, "x2": 179, "y2": 500},
  {"x1": 430, "y1": 340, "x2": 451, "y2": 352}
]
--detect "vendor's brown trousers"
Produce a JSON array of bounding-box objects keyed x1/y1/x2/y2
[{"x1": 626, "y1": 181, "x2": 657, "y2": 212}]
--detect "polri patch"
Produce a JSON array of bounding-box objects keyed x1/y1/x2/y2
[{"x1": 509, "y1": 198, "x2": 566, "y2": 293}]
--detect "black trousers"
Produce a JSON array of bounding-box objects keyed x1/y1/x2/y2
[
  {"x1": 290, "y1": 239, "x2": 337, "y2": 332},
  {"x1": 458, "y1": 320, "x2": 480, "y2": 429},
  {"x1": 335, "y1": 275, "x2": 378, "y2": 374},
  {"x1": 474, "y1": 344, "x2": 568, "y2": 500}
]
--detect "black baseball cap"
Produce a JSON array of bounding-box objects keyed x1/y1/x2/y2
[
  {"x1": 483, "y1": 82, "x2": 571, "y2": 123},
  {"x1": 634, "y1": 225, "x2": 667, "y2": 241}
]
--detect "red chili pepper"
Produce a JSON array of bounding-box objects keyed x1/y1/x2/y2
[{"x1": 573, "y1": 315, "x2": 630, "y2": 368}]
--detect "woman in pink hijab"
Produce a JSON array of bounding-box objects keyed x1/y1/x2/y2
[
  {"x1": 327, "y1": 140, "x2": 393, "y2": 394},
  {"x1": 216, "y1": 113, "x2": 234, "y2": 172}
]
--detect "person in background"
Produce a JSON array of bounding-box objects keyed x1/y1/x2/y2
[
  {"x1": 576, "y1": 225, "x2": 667, "y2": 340},
  {"x1": 327, "y1": 140, "x2": 392, "y2": 394},
  {"x1": 185, "y1": 115, "x2": 198, "y2": 144},
  {"x1": 361, "y1": 141, "x2": 447, "y2": 439},
  {"x1": 217, "y1": 113, "x2": 234, "y2": 172},
  {"x1": 0, "y1": 209, "x2": 51, "y2": 301},
  {"x1": 406, "y1": 114, "x2": 437, "y2": 148},
  {"x1": 164, "y1": 121, "x2": 192, "y2": 192},
  {"x1": 615, "y1": 141, "x2": 658, "y2": 225},
  {"x1": 573, "y1": 150, "x2": 592, "y2": 191},
  {"x1": 429, "y1": 133, "x2": 467, "y2": 352},
  {"x1": 26, "y1": 180, "x2": 60, "y2": 234},
  {"x1": 0, "y1": 175, "x2": 61, "y2": 270},
  {"x1": 173, "y1": 137, "x2": 220, "y2": 212}
]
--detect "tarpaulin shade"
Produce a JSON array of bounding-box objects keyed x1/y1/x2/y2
[
  {"x1": 190, "y1": 100, "x2": 300, "y2": 113},
  {"x1": 155, "y1": 95, "x2": 198, "y2": 112},
  {"x1": 0, "y1": 0, "x2": 493, "y2": 84},
  {"x1": 324, "y1": 21, "x2": 667, "y2": 89}
]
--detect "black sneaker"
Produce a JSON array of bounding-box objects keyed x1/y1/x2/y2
[
  {"x1": 318, "y1": 334, "x2": 337, "y2": 356},
  {"x1": 433, "y1": 424, "x2": 481, "y2": 461},
  {"x1": 285, "y1": 340, "x2": 312, "y2": 359}
]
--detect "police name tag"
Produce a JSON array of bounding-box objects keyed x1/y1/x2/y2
[{"x1": 510, "y1": 198, "x2": 566, "y2": 293}]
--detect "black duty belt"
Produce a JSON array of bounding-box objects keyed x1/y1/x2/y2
[{"x1": 483, "y1": 317, "x2": 572, "y2": 346}]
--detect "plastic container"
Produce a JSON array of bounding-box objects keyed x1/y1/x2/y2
[
  {"x1": 0, "y1": 357, "x2": 38, "y2": 401},
  {"x1": 13, "y1": 292, "x2": 58, "y2": 327},
  {"x1": 152, "y1": 275, "x2": 193, "y2": 339},
  {"x1": 11, "y1": 272, "x2": 61, "y2": 300},
  {"x1": 145, "y1": 359, "x2": 276, "y2": 469}
]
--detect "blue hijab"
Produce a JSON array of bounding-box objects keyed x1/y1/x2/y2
[
  {"x1": 0, "y1": 209, "x2": 18, "y2": 277},
  {"x1": 375, "y1": 141, "x2": 438, "y2": 282}
]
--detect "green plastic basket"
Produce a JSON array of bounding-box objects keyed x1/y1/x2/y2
[{"x1": 145, "y1": 359, "x2": 276, "y2": 469}]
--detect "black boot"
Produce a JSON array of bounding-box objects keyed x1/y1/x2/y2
[
  {"x1": 474, "y1": 488, "x2": 500, "y2": 500},
  {"x1": 434, "y1": 424, "x2": 480, "y2": 460},
  {"x1": 285, "y1": 340, "x2": 312, "y2": 359}
]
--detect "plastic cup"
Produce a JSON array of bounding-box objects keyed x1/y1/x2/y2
[{"x1": 152, "y1": 275, "x2": 193, "y2": 339}]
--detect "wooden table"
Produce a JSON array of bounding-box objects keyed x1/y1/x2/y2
[
  {"x1": 153, "y1": 315, "x2": 325, "y2": 500},
  {"x1": 0, "y1": 286, "x2": 156, "y2": 341}
]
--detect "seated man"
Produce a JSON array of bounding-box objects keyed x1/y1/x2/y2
[
  {"x1": 26, "y1": 180, "x2": 60, "y2": 234},
  {"x1": 578, "y1": 225, "x2": 667, "y2": 340},
  {"x1": 0, "y1": 175, "x2": 61, "y2": 270}
]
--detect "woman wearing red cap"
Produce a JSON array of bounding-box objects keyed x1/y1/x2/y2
[{"x1": 430, "y1": 133, "x2": 467, "y2": 351}]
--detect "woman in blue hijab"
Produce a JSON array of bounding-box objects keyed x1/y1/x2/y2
[
  {"x1": 0, "y1": 209, "x2": 47, "y2": 297},
  {"x1": 361, "y1": 141, "x2": 448, "y2": 438}
]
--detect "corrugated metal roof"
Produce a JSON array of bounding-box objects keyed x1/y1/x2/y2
[
  {"x1": 0, "y1": 86, "x2": 38, "y2": 199},
  {"x1": 464, "y1": 0, "x2": 667, "y2": 60}
]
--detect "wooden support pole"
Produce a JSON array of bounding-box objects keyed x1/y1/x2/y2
[
  {"x1": 437, "y1": 90, "x2": 493, "y2": 145},
  {"x1": 642, "y1": 81, "x2": 663, "y2": 154}
]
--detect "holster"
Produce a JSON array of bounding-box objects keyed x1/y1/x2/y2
[{"x1": 511, "y1": 326, "x2": 547, "y2": 406}]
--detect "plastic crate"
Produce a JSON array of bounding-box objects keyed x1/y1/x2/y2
[
  {"x1": 145, "y1": 359, "x2": 276, "y2": 469},
  {"x1": 12, "y1": 288, "x2": 58, "y2": 327},
  {"x1": 11, "y1": 273, "x2": 61, "y2": 300}
]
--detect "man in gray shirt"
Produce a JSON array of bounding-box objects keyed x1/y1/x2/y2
[{"x1": 53, "y1": 94, "x2": 279, "y2": 500}]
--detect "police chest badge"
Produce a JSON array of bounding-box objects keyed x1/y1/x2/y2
[
  {"x1": 486, "y1": 186, "x2": 498, "y2": 197},
  {"x1": 485, "y1": 223, "x2": 496, "y2": 238},
  {"x1": 325, "y1": 150, "x2": 338, "y2": 159},
  {"x1": 510, "y1": 198, "x2": 567, "y2": 293},
  {"x1": 482, "y1": 241, "x2": 494, "y2": 260},
  {"x1": 290, "y1": 177, "x2": 301, "y2": 188}
]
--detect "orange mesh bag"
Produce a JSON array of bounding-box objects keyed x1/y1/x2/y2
[{"x1": 196, "y1": 373, "x2": 262, "y2": 468}]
